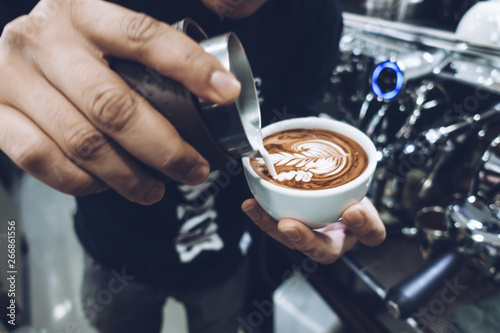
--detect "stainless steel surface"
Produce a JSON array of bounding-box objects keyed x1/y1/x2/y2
[
  {"x1": 425, "y1": 105, "x2": 500, "y2": 142},
  {"x1": 471, "y1": 135, "x2": 500, "y2": 208},
  {"x1": 437, "y1": 133, "x2": 500, "y2": 281},
  {"x1": 338, "y1": 239, "x2": 429, "y2": 333},
  {"x1": 386, "y1": 300, "x2": 400, "y2": 320},
  {"x1": 349, "y1": 0, "x2": 477, "y2": 30},
  {"x1": 339, "y1": 238, "x2": 499, "y2": 333},
  {"x1": 397, "y1": 51, "x2": 447, "y2": 82},
  {"x1": 171, "y1": 18, "x2": 208, "y2": 42},
  {"x1": 199, "y1": 33, "x2": 262, "y2": 158},
  {"x1": 342, "y1": 12, "x2": 500, "y2": 94},
  {"x1": 114, "y1": 21, "x2": 262, "y2": 168},
  {"x1": 446, "y1": 196, "x2": 500, "y2": 281},
  {"x1": 360, "y1": 0, "x2": 478, "y2": 24},
  {"x1": 342, "y1": 12, "x2": 500, "y2": 56},
  {"x1": 415, "y1": 206, "x2": 452, "y2": 259}
]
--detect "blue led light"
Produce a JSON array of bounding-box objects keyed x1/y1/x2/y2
[{"x1": 371, "y1": 61, "x2": 404, "y2": 100}]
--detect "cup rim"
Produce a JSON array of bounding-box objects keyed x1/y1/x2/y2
[{"x1": 242, "y1": 117, "x2": 378, "y2": 197}]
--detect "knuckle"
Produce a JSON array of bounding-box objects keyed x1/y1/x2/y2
[
  {"x1": 180, "y1": 48, "x2": 214, "y2": 75},
  {"x1": 65, "y1": 127, "x2": 107, "y2": 162},
  {"x1": 122, "y1": 12, "x2": 160, "y2": 48},
  {"x1": 11, "y1": 140, "x2": 50, "y2": 172},
  {"x1": 2, "y1": 0, "x2": 65, "y2": 51},
  {"x1": 158, "y1": 144, "x2": 189, "y2": 174},
  {"x1": 87, "y1": 88, "x2": 138, "y2": 133},
  {"x1": 1, "y1": 16, "x2": 38, "y2": 49}
]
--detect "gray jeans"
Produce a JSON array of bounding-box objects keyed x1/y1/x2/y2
[{"x1": 81, "y1": 255, "x2": 248, "y2": 333}]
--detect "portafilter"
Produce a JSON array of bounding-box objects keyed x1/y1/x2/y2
[{"x1": 385, "y1": 135, "x2": 500, "y2": 319}]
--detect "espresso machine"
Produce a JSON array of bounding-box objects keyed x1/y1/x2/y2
[
  {"x1": 384, "y1": 135, "x2": 500, "y2": 320},
  {"x1": 328, "y1": 13, "x2": 500, "y2": 227},
  {"x1": 324, "y1": 9, "x2": 500, "y2": 332}
]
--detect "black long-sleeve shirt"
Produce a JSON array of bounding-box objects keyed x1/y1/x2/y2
[{"x1": 0, "y1": 0, "x2": 343, "y2": 288}]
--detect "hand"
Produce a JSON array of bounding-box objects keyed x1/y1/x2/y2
[
  {"x1": 242, "y1": 197, "x2": 386, "y2": 264},
  {"x1": 0, "y1": 0, "x2": 241, "y2": 204}
]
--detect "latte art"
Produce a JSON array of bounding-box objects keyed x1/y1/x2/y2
[
  {"x1": 250, "y1": 129, "x2": 368, "y2": 190},
  {"x1": 271, "y1": 139, "x2": 349, "y2": 181}
]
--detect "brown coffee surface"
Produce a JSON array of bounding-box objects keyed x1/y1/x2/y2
[{"x1": 250, "y1": 128, "x2": 368, "y2": 190}]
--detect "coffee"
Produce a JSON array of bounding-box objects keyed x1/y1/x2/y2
[{"x1": 250, "y1": 128, "x2": 368, "y2": 190}]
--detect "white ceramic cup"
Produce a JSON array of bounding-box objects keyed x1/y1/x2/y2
[{"x1": 242, "y1": 117, "x2": 378, "y2": 229}]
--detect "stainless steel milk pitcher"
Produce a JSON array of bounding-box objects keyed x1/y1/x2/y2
[{"x1": 111, "y1": 18, "x2": 262, "y2": 175}]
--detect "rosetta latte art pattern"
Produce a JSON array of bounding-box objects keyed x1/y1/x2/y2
[
  {"x1": 250, "y1": 129, "x2": 368, "y2": 190},
  {"x1": 271, "y1": 140, "x2": 349, "y2": 182}
]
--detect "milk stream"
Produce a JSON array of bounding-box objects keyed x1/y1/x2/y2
[
  {"x1": 259, "y1": 147, "x2": 278, "y2": 178},
  {"x1": 238, "y1": 106, "x2": 277, "y2": 179}
]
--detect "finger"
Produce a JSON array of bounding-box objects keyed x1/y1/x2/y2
[
  {"x1": 317, "y1": 223, "x2": 359, "y2": 255},
  {"x1": 341, "y1": 197, "x2": 386, "y2": 247},
  {"x1": 0, "y1": 104, "x2": 105, "y2": 196},
  {"x1": 241, "y1": 199, "x2": 292, "y2": 247},
  {"x1": 242, "y1": 199, "x2": 349, "y2": 265},
  {"x1": 2, "y1": 64, "x2": 166, "y2": 205},
  {"x1": 72, "y1": 0, "x2": 241, "y2": 104},
  {"x1": 33, "y1": 42, "x2": 210, "y2": 185},
  {"x1": 277, "y1": 219, "x2": 347, "y2": 264}
]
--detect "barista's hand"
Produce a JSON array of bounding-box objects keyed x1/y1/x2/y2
[
  {"x1": 0, "y1": 0, "x2": 241, "y2": 204},
  {"x1": 242, "y1": 197, "x2": 386, "y2": 264}
]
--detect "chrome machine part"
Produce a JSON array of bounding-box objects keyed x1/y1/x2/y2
[
  {"x1": 447, "y1": 196, "x2": 500, "y2": 281},
  {"x1": 331, "y1": 10, "x2": 500, "y2": 323},
  {"x1": 199, "y1": 33, "x2": 263, "y2": 158},
  {"x1": 334, "y1": 13, "x2": 500, "y2": 224},
  {"x1": 471, "y1": 135, "x2": 500, "y2": 212}
]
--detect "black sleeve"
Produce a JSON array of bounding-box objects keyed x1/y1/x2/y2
[
  {"x1": 288, "y1": 0, "x2": 342, "y2": 113},
  {"x1": 263, "y1": 0, "x2": 343, "y2": 123}
]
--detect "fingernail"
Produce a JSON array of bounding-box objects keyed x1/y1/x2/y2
[
  {"x1": 282, "y1": 228, "x2": 302, "y2": 242},
  {"x1": 146, "y1": 183, "x2": 165, "y2": 203},
  {"x1": 210, "y1": 71, "x2": 241, "y2": 100},
  {"x1": 343, "y1": 206, "x2": 365, "y2": 227},
  {"x1": 244, "y1": 206, "x2": 261, "y2": 221},
  {"x1": 186, "y1": 164, "x2": 210, "y2": 184}
]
